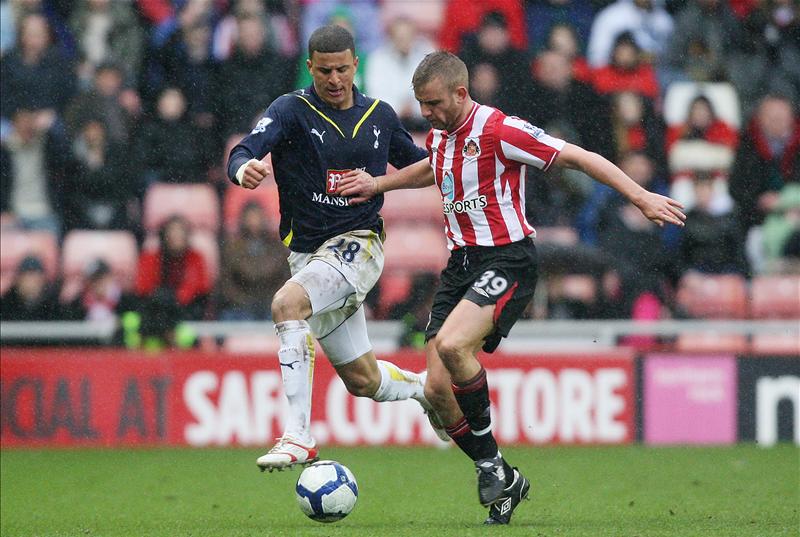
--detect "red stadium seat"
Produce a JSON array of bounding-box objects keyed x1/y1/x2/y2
[
  {"x1": 60, "y1": 231, "x2": 139, "y2": 300},
  {"x1": 676, "y1": 273, "x2": 748, "y2": 319},
  {"x1": 750, "y1": 332, "x2": 800, "y2": 355},
  {"x1": 751, "y1": 275, "x2": 800, "y2": 319},
  {"x1": 143, "y1": 230, "x2": 220, "y2": 284},
  {"x1": 380, "y1": 186, "x2": 443, "y2": 226},
  {"x1": 143, "y1": 183, "x2": 220, "y2": 233},
  {"x1": 223, "y1": 182, "x2": 281, "y2": 235},
  {"x1": 378, "y1": 272, "x2": 413, "y2": 316},
  {"x1": 382, "y1": 224, "x2": 449, "y2": 273},
  {"x1": 0, "y1": 230, "x2": 59, "y2": 294},
  {"x1": 675, "y1": 332, "x2": 749, "y2": 353}
]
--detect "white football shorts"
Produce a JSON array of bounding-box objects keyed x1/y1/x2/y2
[{"x1": 287, "y1": 229, "x2": 384, "y2": 366}]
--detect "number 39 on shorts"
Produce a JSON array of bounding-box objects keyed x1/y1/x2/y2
[
  {"x1": 327, "y1": 238, "x2": 361, "y2": 263},
  {"x1": 474, "y1": 270, "x2": 508, "y2": 296}
]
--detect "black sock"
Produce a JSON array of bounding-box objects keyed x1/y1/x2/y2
[{"x1": 451, "y1": 368, "x2": 514, "y2": 485}]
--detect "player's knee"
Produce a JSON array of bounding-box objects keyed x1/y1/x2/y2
[
  {"x1": 271, "y1": 288, "x2": 302, "y2": 322},
  {"x1": 342, "y1": 371, "x2": 379, "y2": 398},
  {"x1": 435, "y1": 335, "x2": 466, "y2": 369}
]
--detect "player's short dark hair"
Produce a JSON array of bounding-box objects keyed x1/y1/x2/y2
[
  {"x1": 412, "y1": 51, "x2": 469, "y2": 92},
  {"x1": 308, "y1": 25, "x2": 356, "y2": 59}
]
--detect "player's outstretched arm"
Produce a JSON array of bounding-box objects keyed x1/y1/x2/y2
[
  {"x1": 554, "y1": 143, "x2": 686, "y2": 228},
  {"x1": 336, "y1": 159, "x2": 434, "y2": 204}
]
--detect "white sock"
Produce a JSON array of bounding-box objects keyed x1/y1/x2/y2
[
  {"x1": 373, "y1": 360, "x2": 425, "y2": 403},
  {"x1": 275, "y1": 320, "x2": 314, "y2": 444}
]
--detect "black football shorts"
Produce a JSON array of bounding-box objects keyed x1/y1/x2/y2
[{"x1": 425, "y1": 237, "x2": 538, "y2": 353}]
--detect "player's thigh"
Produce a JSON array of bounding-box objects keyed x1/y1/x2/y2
[
  {"x1": 288, "y1": 258, "x2": 357, "y2": 316},
  {"x1": 436, "y1": 299, "x2": 496, "y2": 353},
  {"x1": 316, "y1": 304, "x2": 372, "y2": 367},
  {"x1": 288, "y1": 230, "x2": 383, "y2": 318}
]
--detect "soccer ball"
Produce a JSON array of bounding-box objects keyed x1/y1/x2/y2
[{"x1": 295, "y1": 460, "x2": 358, "y2": 523}]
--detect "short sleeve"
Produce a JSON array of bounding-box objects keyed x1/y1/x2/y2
[{"x1": 496, "y1": 116, "x2": 566, "y2": 171}]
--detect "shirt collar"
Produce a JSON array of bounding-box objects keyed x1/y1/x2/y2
[{"x1": 307, "y1": 85, "x2": 368, "y2": 109}]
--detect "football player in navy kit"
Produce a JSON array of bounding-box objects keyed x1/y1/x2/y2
[{"x1": 227, "y1": 25, "x2": 445, "y2": 471}]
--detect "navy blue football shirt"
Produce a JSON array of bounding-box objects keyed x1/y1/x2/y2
[{"x1": 227, "y1": 85, "x2": 427, "y2": 253}]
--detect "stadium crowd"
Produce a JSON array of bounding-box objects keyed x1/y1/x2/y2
[{"x1": 1, "y1": 0, "x2": 799, "y2": 348}]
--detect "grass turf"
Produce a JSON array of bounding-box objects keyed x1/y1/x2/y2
[{"x1": 1, "y1": 445, "x2": 797, "y2": 537}]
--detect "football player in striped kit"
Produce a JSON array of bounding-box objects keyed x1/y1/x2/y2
[{"x1": 337, "y1": 51, "x2": 686, "y2": 525}]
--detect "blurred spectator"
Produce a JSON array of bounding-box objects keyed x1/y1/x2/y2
[
  {"x1": 69, "y1": 0, "x2": 144, "y2": 86},
  {"x1": 0, "y1": 255, "x2": 61, "y2": 320},
  {"x1": 136, "y1": 87, "x2": 207, "y2": 184},
  {"x1": 469, "y1": 63, "x2": 503, "y2": 110},
  {"x1": 439, "y1": 0, "x2": 527, "y2": 52},
  {"x1": 663, "y1": 0, "x2": 742, "y2": 84},
  {"x1": 526, "y1": 0, "x2": 596, "y2": 56},
  {"x1": 579, "y1": 151, "x2": 667, "y2": 245},
  {"x1": 665, "y1": 94, "x2": 739, "y2": 154},
  {"x1": 63, "y1": 118, "x2": 138, "y2": 231},
  {"x1": 0, "y1": 108, "x2": 68, "y2": 235},
  {"x1": 459, "y1": 11, "x2": 530, "y2": 117},
  {"x1": 365, "y1": 16, "x2": 434, "y2": 131},
  {"x1": 730, "y1": 94, "x2": 800, "y2": 230},
  {"x1": 134, "y1": 215, "x2": 211, "y2": 343},
  {"x1": 0, "y1": 12, "x2": 75, "y2": 118},
  {"x1": 138, "y1": 0, "x2": 221, "y2": 48},
  {"x1": 65, "y1": 61, "x2": 142, "y2": 144},
  {"x1": 608, "y1": 91, "x2": 665, "y2": 165},
  {"x1": 730, "y1": 0, "x2": 800, "y2": 109},
  {"x1": 527, "y1": 49, "x2": 613, "y2": 157},
  {"x1": 301, "y1": 0, "x2": 383, "y2": 55},
  {"x1": 596, "y1": 193, "x2": 672, "y2": 319},
  {"x1": 761, "y1": 184, "x2": 800, "y2": 272},
  {"x1": 213, "y1": 0, "x2": 298, "y2": 61},
  {"x1": 219, "y1": 201, "x2": 290, "y2": 321},
  {"x1": 591, "y1": 32, "x2": 659, "y2": 100},
  {"x1": 218, "y1": 12, "x2": 294, "y2": 136},
  {"x1": 388, "y1": 272, "x2": 438, "y2": 349},
  {"x1": 525, "y1": 122, "x2": 594, "y2": 227},
  {"x1": 586, "y1": 0, "x2": 673, "y2": 68},
  {"x1": 1, "y1": 1, "x2": 15, "y2": 54},
  {"x1": 543, "y1": 22, "x2": 593, "y2": 83},
  {"x1": 63, "y1": 258, "x2": 134, "y2": 321},
  {"x1": 677, "y1": 174, "x2": 748, "y2": 274},
  {"x1": 295, "y1": 6, "x2": 365, "y2": 90},
  {"x1": 156, "y1": 20, "x2": 218, "y2": 150}
]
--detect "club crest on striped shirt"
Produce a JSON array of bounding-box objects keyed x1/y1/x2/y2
[{"x1": 462, "y1": 137, "x2": 481, "y2": 157}]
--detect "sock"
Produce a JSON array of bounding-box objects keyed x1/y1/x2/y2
[
  {"x1": 275, "y1": 320, "x2": 315, "y2": 444},
  {"x1": 452, "y1": 367, "x2": 513, "y2": 485},
  {"x1": 372, "y1": 360, "x2": 425, "y2": 402}
]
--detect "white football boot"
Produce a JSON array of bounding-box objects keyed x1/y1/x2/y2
[{"x1": 256, "y1": 435, "x2": 319, "y2": 472}]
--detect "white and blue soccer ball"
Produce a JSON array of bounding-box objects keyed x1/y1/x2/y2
[{"x1": 295, "y1": 460, "x2": 358, "y2": 523}]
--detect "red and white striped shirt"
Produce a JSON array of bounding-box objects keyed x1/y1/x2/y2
[{"x1": 426, "y1": 103, "x2": 565, "y2": 249}]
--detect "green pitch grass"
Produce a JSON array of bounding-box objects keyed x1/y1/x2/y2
[{"x1": 1, "y1": 445, "x2": 797, "y2": 537}]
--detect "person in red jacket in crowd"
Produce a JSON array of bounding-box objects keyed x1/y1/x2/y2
[
  {"x1": 591, "y1": 32, "x2": 660, "y2": 101},
  {"x1": 730, "y1": 94, "x2": 800, "y2": 230},
  {"x1": 134, "y1": 214, "x2": 211, "y2": 343},
  {"x1": 665, "y1": 94, "x2": 739, "y2": 154},
  {"x1": 438, "y1": 0, "x2": 527, "y2": 53}
]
